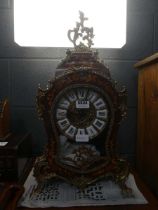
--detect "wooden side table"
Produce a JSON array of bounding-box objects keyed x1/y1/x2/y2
[
  {"x1": 0, "y1": 133, "x2": 32, "y2": 181},
  {"x1": 134, "y1": 53, "x2": 158, "y2": 195}
]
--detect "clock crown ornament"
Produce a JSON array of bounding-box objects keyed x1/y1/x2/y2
[{"x1": 68, "y1": 11, "x2": 94, "y2": 50}]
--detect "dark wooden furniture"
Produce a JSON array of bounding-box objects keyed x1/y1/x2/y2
[
  {"x1": 134, "y1": 53, "x2": 158, "y2": 195},
  {"x1": 0, "y1": 133, "x2": 32, "y2": 181},
  {"x1": 0, "y1": 99, "x2": 10, "y2": 138},
  {"x1": 0, "y1": 158, "x2": 34, "y2": 210},
  {"x1": 0, "y1": 183, "x2": 24, "y2": 210}
]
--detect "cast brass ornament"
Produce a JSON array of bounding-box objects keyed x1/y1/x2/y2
[
  {"x1": 68, "y1": 11, "x2": 94, "y2": 50},
  {"x1": 34, "y1": 11, "x2": 132, "y2": 196}
]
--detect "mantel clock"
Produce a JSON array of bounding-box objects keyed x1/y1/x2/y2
[{"x1": 34, "y1": 11, "x2": 131, "y2": 195}]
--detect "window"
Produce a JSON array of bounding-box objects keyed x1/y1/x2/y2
[{"x1": 14, "y1": 0, "x2": 127, "y2": 48}]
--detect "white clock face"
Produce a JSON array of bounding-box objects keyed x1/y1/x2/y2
[{"x1": 54, "y1": 85, "x2": 109, "y2": 141}]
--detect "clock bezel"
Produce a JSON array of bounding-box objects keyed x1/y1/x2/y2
[{"x1": 52, "y1": 84, "x2": 112, "y2": 142}]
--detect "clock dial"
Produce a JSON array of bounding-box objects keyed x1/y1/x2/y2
[
  {"x1": 86, "y1": 125, "x2": 98, "y2": 138},
  {"x1": 57, "y1": 118, "x2": 70, "y2": 130},
  {"x1": 96, "y1": 109, "x2": 108, "y2": 119},
  {"x1": 87, "y1": 90, "x2": 98, "y2": 103},
  {"x1": 77, "y1": 88, "x2": 88, "y2": 99},
  {"x1": 54, "y1": 85, "x2": 109, "y2": 141},
  {"x1": 93, "y1": 119, "x2": 106, "y2": 130},
  {"x1": 67, "y1": 91, "x2": 77, "y2": 102},
  {"x1": 77, "y1": 129, "x2": 86, "y2": 135},
  {"x1": 56, "y1": 108, "x2": 67, "y2": 120},
  {"x1": 58, "y1": 98, "x2": 70, "y2": 109},
  {"x1": 65, "y1": 125, "x2": 77, "y2": 138},
  {"x1": 93, "y1": 98, "x2": 106, "y2": 109}
]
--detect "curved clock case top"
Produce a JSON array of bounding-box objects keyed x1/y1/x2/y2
[{"x1": 34, "y1": 11, "x2": 131, "y2": 195}]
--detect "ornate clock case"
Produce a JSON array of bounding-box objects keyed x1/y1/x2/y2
[{"x1": 34, "y1": 12, "x2": 130, "y2": 194}]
